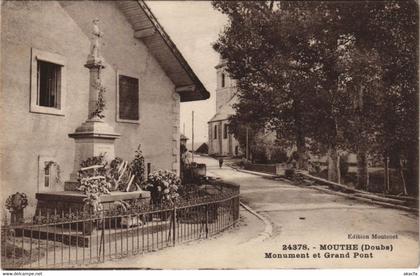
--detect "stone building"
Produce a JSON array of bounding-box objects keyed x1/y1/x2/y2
[
  {"x1": 208, "y1": 59, "x2": 241, "y2": 157},
  {"x1": 0, "y1": 1, "x2": 209, "y2": 213}
]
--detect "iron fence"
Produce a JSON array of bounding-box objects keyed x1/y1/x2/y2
[{"x1": 1, "y1": 182, "x2": 240, "y2": 269}]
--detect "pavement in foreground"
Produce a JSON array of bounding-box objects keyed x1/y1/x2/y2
[{"x1": 93, "y1": 156, "x2": 419, "y2": 269}]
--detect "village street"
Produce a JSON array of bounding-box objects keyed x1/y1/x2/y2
[{"x1": 95, "y1": 155, "x2": 419, "y2": 269}]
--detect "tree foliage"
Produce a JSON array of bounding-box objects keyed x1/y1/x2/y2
[{"x1": 212, "y1": 0, "x2": 418, "y2": 193}]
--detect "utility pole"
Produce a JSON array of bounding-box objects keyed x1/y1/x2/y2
[{"x1": 192, "y1": 111, "x2": 194, "y2": 162}]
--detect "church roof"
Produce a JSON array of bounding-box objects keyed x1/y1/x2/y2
[
  {"x1": 208, "y1": 95, "x2": 237, "y2": 123},
  {"x1": 117, "y1": 1, "x2": 210, "y2": 102}
]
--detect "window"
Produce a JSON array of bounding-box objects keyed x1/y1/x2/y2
[
  {"x1": 38, "y1": 61, "x2": 61, "y2": 108},
  {"x1": 221, "y1": 73, "x2": 225, "y2": 88},
  {"x1": 213, "y1": 125, "x2": 218, "y2": 140},
  {"x1": 117, "y1": 74, "x2": 140, "y2": 123},
  {"x1": 223, "y1": 124, "x2": 228, "y2": 139},
  {"x1": 30, "y1": 48, "x2": 66, "y2": 116}
]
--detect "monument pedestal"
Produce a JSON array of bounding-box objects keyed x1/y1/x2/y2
[
  {"x1": 66, "y1": 119, "x2": 120, "y2": 190},
  {"x1": 35, "y1": 190, "x2": 150, "y2": 214},
  {"x1": 34, "y1": 190, "x2": 151, "y2": 235}
]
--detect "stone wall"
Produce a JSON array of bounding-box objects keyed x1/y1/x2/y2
[{"x1": 0, "y1": 1, "x2": 179, "y2": 214}]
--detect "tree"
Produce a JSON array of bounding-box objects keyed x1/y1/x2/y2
[
  {"x1": 369, "y1": 1, "x2": 418, "y2": 194},
  {"x1": 332, "y1": 1, "x2": 418, "y2": 192},
  {"x1": 212, "y1": 1, "x2": 323, "y2": 170},
  {"x1": 212, "y1": 1, "x2": 418, "y2": 191}
]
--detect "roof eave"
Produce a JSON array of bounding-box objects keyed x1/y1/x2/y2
[{"x1": 137, "y1": 1, "x2": 210, "y2": 102}]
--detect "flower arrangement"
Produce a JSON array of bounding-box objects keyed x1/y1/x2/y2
[
  {"x1": 76, "y1": 146, "x2": 146, "y2": 212},
  {"x1": 130, "y1": 145, "x2": 146, "y2": 189},
  {"x1": 5, "y1": 192, "x2": 28, "y2": 213},
  {"x1": 77, "y1": 154, "x2": 111, "y2": 213},
  {"x1": 145, "y1": 170, "x2": 181, "y2": 206}
]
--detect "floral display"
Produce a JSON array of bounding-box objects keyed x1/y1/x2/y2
[
  {"x1": 5, "y1": 192, "x2": 28, "y2": 213},
  {"x1": 145, "y1": 170, "x2": 181, "y2": 206},
  {"x1": 130, "y1": 145, "x2": 146, "y2": 189},
  {"x1": 76, "y1": 145, "x2": 146, "y2": 212}
]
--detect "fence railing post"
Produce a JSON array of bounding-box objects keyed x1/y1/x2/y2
[
  {"x1": 205, "y1": 204, "x2": 209, "y2": 239},
  {"x1": 172, "y1": 206, "x2": 176, "y2": 246},
  {"x1": 102, "y1": 215, "x2": 105, "y2": 262}
]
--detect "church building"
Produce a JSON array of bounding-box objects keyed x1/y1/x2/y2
[{"x1": 208, "y1": 59, "x2": 241, "y2": 157}]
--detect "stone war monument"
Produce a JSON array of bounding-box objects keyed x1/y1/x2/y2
[
  {"x1": 67, "y1": 18, "x2": 120, "y2": 188},
  {"x1": 35, "y1": 20, "x2": 148, "y2": 215}
]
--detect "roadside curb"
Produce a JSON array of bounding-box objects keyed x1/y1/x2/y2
[
  {"x1": 229, "y1": 164, "x2": 418, "y2": 213},
  {"x1": 306, "y1": 185, "x2": 419, "y2": 213},
  {"x1": 239, "y1": 201, "x2": 273, "y2": 244},
  {"x1": 227, "y1": 165, "x2": 278, "y2": 179}
]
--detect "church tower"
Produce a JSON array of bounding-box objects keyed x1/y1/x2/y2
[
  {"x1": 215, "y1": 58, "x2": 236, "y2": 112},
  {"x1": 208, "y1": 57, "x2": 241, "y2": 157}
]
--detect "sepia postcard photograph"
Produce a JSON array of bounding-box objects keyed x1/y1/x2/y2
[{"x1": 0, "y1": 0, "x2": 419, "y2": 273}]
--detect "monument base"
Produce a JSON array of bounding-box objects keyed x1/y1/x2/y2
[
  {"x1": 35, "y1": 190, "x2": 150, "y2": 214},
  {"x1": 68, "y1": 119, "x2": 120, "y2": 182}
]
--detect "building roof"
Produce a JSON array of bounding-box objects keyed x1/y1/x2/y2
[
  {"x1": 208, "y1": 94, "x2": 237, "y2": 123},
  {"x1": 117, "y1": 1, "x2": 210, "y2": 102},
  {"x1": 195, "y1": 142, "x2": 209, "y2": 154}
]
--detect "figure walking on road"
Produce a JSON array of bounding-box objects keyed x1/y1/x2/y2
[{"x1": 218, "y1": 157, "x2": 224, "y2": 168}]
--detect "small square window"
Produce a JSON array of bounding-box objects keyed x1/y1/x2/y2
[
  {"x1": 30, "y1": 48, "x2": 66, "y2": 116},
  {"x1": 117, "y1": 73, "x2": 140, "y2": 123}
]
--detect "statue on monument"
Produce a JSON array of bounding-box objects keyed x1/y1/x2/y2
[{"x1": 88, "y1": 18, "x2": 104, "y2": 64}]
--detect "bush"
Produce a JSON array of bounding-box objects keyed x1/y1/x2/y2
[
  {"x1": 308, "y1": 161, "x2": 321, "y2": 174},
  {"x1": 239, "y1": 158, "x2": 251, "y2": 168},
  {"x1": 270, "y1": 147, "x2": 288, "y2": 163},
  {"x1": 251, "y1": 145, "x2": 267, "y2": 163},
  {"x1": 285, "y1": 168, "x2": 295, "y2": 178},
  {"x1": 145, "y1": 170, "x2": 181, "y2": 207}
]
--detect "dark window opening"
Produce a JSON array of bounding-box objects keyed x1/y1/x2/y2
[
  {"x1": 44, "y1": 162, "x2": 50, "y2": 187},
  {"x1": 119, "y1": 75, "x2": 139, "y2": 120},
  {"x1": 221, "y1": 73, "x2": 225, "y2": 88},
  {"x1": 223, "y1": 124, "x2": 228, "y2": 139},
  {"x1": 37, "y1": 60, "x2": 61, "y2": 108},
  {"x1": 214, "y1": 125, "x2": 218, "y2": 140}
]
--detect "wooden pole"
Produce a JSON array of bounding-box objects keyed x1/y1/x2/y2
[{"x1": 192, "y1": 111, "x2": 194, "y2": 162}]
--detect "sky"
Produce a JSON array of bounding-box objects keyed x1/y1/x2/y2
[{"x1": 147, "y1": 1, "x2": 228, "y2": 147}]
